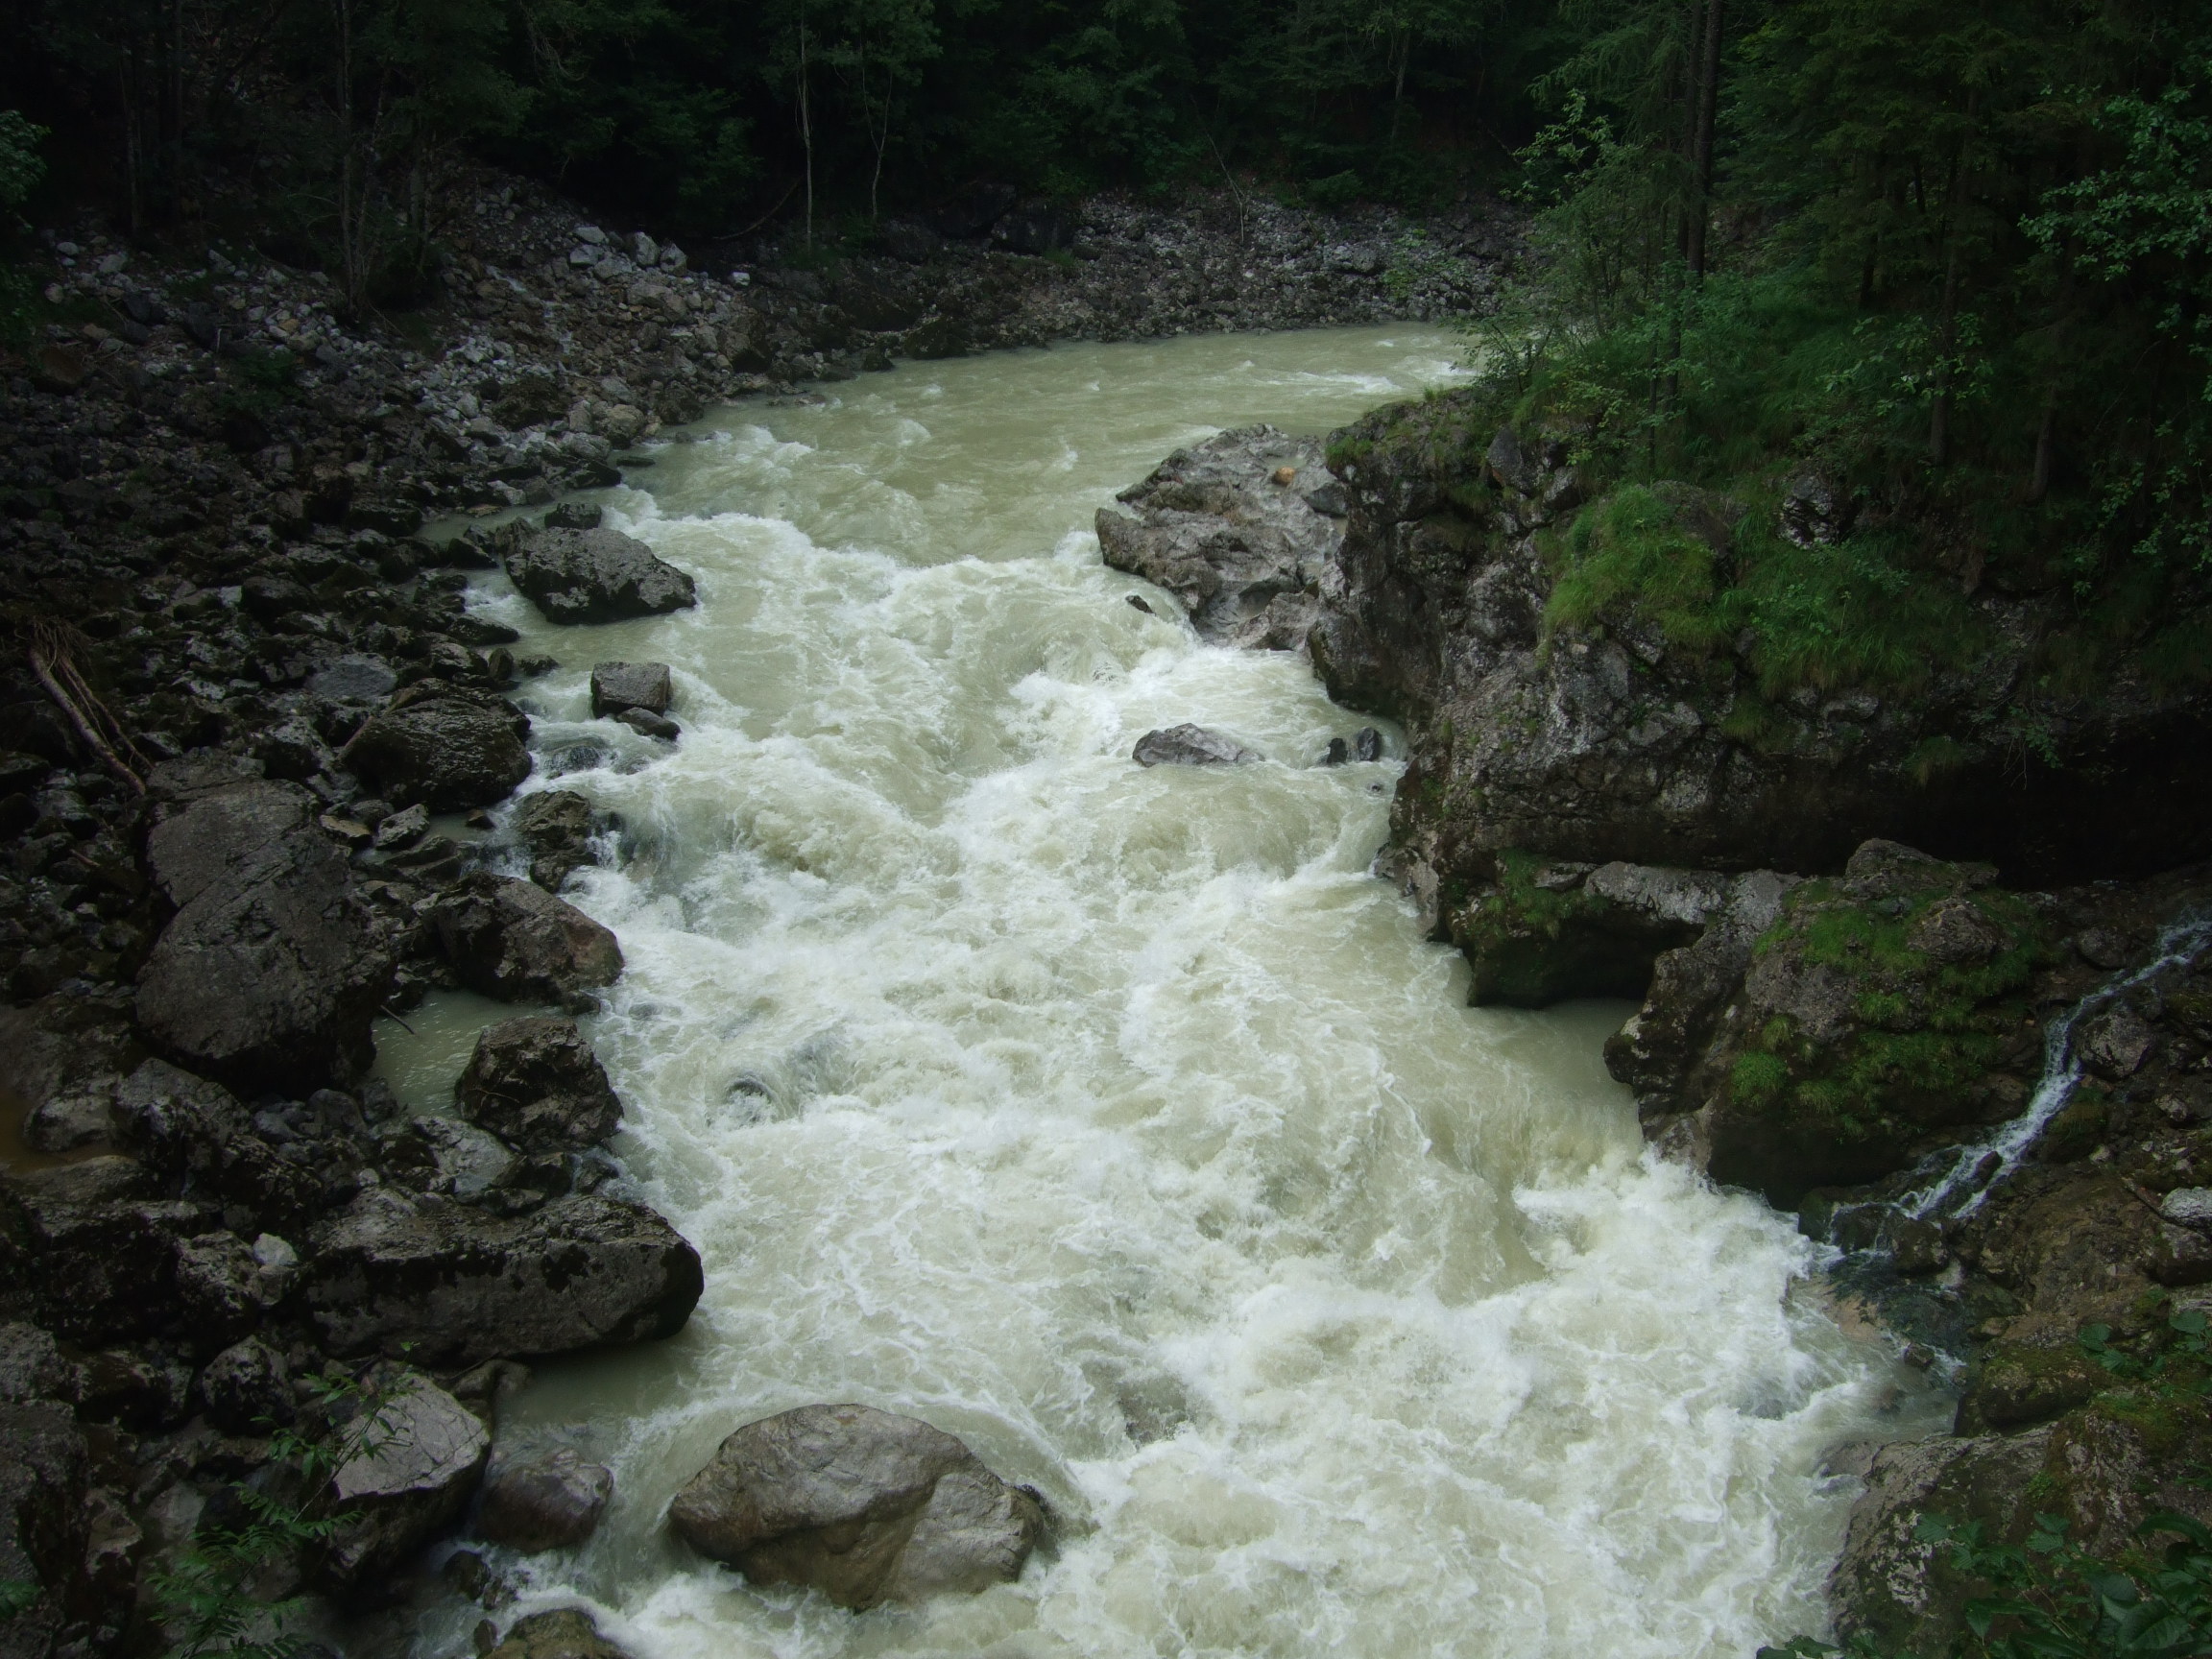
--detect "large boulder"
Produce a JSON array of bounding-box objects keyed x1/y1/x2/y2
[
  {"x1": 114, "y1": 1059, "x2": 341, "y2": 1238},
  {"x1": 512, "y1": 789, "x2": 606, "y2": 890},
  {"x1": 304, "y1": 1189, "x2": 702, "y2": 1366},
  {"x1": 341, "y1": 685, "x2": 533, "y2": 811},
  {"x1": 0, "y1": 1190, "x2": 216, "y2": 1345},
  {"x1": 434, "y1": 874, "x2": 623, "y2": 1009},
  {"x1": 477, "y1": 1446, "x2": 613, "y2": 1552},
  {"x1": 1132, "y1": 724, "x2": 1259, "y2": 767},
  {"x1": 133, "y1": 780, "x2": 394, "y2": 1094},
  {"x1": 315, "y1": 1368, "x2": 491, "y2": 1594},
  {"x1": 482, "y1": 1611, "x2": 634, "y2": 1659},
  {"x1": 589, "y1": 661, "x2": 673, "y2": 716},
  {"x1": 456, "y1": 1018, "x2": 622, "y2": 1150},
  {"x1": 668, "y1": 1403, "x2": 1046, "y2": 1609},
  {"x1": 502, "y1": 526, "x2": 696, "y2": 624},
  {"x1": 0, "y1": 1402, "x2": 89, "y2": 1656},
  {"x1": 0, "y1": 987, "x2": 144, "y2": 1162},
  {"x1": 1097, "y1": 425, "x2": 1343, "y2": 649}
]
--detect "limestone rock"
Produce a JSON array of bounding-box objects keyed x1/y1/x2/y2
[
  {"x1": 589, "y1": 661, "x2": 673, "y2": 716},
  {"x1": 305, "y1": 1189, "x2": 702, "y2": 1366},
  {"x1": 668, "y1": 1403, "x2": 1046, "y2": 1609},
  {"x1": 316, "y1": 1369, "x2": 491, "y2": 1593},
  {"x1": 503, "y1": 526, "x2": 696, "y2": 624},
  {"x1": 434, "y1": 873, "x2": 623, "y2": 1009},
  {"x1": 1097, "y1": 425, "x2": 1340, "y2": 650},
  {"x1": 477, "y1": 1447, "x2": 614, "y2": 1551},
  {"x1": 1132, "y1": 724, "x2": 1260, "y2": 767},
  {"x1": 456, "y1": 1017, "x2": 622, "y2": 1151},
  {"x1": 133, "y1": 780, "x2": 394, "y2": 1094},
  {"x1": 341, "y1": 685, "x2": 533, "y2": 811}
]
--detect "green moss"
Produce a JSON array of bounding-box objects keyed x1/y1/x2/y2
[
  {"x1": 1905, "y1": 735, "x2": 1971, "y2": 784},
  {"x1": 1544, "y1": 486, "x2": 1738, "y2": 653},
  {"x1": 1732, "y1": 1050, "x2": 1790, "y2": 1106}
]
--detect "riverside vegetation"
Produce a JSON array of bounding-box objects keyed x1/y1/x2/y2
[{"x1": 1, "y1": 0, "x2": 2209, "y2": 1653}]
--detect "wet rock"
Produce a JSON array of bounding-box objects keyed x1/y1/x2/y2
[
  {"x1": 482, "y1": 1609, "x2": 634, "y2": 1659},
  {"x1": 0, "y1": 987, "x2": 145, "y2": 1151},
  {"x1": 0, "y1": 1401, "x2": 89, "y2": 1651},
  {"x1": 341, "y1": 685, "x2": 534, "y2": 811},
  {"x1": 196, "y1": 1335, "x2": 294, "y2": 1433},
  {"x1": 317, "y1": 1369, "x2": 491, "y2": 1594},
  {"x1": 502, "y1": 525, "x2": 696, "y2": 624},
  {"x1": 613, "y1": 707, "x2": 680, "y2": 740},
  {"x1": 433, "y1": 873, "x2": 623, "y2": 1009},
  {"x1": 382, "y1": 1114, "x2": 521, "y2": 1203},
  {"x1": 114, "y1": 1059, "x2": 335, "y2": 1235},
  {"x1": 305, "y1": 1189, "x2": 703, "y2": 1366},
  {"x1": 589, "y1": 661, "x2": 672, "y2": 716},
  {"x1": 134, "y1": 780, "x2": 395, "y2": 1094},
  {"x1": 1132, "y1": 724, "x2": 1260, "y2": 767},
  {"x1": 0, "y1": 1323, "x2": 81, "y2": 1407},
  {"x1": 373, "y1": 802, "x2": 430, "y2": 850},
  {"x1": 513, "y1": 790, "x2": 603, "y2": 890},
  {"x1": 1097, "y1": 425, "x2": 1339, "y2": 649},
  {"x1": 457, "y1": 1018, "x2": 622, "y2": 1151},
  {"x1": 669, "y1": 1403, "x2": 1046, "y2": 1609},
  {"x1": 1, "y1": 1188, "x2": 216, "y2": 1345},
  {"x1": 173, "y1": 1229, "x2": 295, "y2": 1351},
  {"x1": 2079, "y1": 1005, "x2": 2156, "y2": 1080},
  {"x1": 0, "y1": 1155, "x2": 156, "y2": 1208},
  {"x1": 477, "y1": 1447, "x2": 614, "y2": 1552}
]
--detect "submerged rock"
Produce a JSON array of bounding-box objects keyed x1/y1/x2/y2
[
  {"x1": 1132, "y1": 724, "x2": 1260, "y2": 767},
  {"x1": 477, "y1": 1446, "x2": 614, "y2": 1551},
  {"x1": 668, "y1": 1403, "x2": 1046, "y2": 1609},
  {"x1": 305, "y1": 1189, "x2": 703, "y2": 1366},
  {"x1": 456, "y1": 1017, "x2": 622, "y2": 1151},
  {"x1": 482, "y1": 1610, "x2": 635, "y2": 1659},
  {"x1": 512, "y1": 790, "x2": 607, "y2": 891},
  {"x1": 1096, "y1": 424, "x2": 1340, "y2": 650},
  {"x1": 133, "y1": 780, "x2": 394, "y2": 1094},
  {"x1": 503, "y1": 525, "x2": 697, "y2": 624},
  {"x1": 434, "y1": 873, "x2": 623, "y2": 1009},
  {"x1": 341, "y1": 685, "x2": 534, "y2": 811}
]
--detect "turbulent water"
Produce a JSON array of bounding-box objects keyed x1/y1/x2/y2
[{"x1": 378, "y1": 326, "x2": 1941, "y2": 1659}]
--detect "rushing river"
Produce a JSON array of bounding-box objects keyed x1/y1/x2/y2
[{"x1": 378, "y1": 326, "x2": 1940, "y2": 1659}]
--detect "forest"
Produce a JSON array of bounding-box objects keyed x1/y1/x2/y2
[{"x1": 2, "y1": 0, "x2": 2209, "y2": 669}]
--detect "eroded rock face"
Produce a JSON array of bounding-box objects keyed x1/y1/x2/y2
[
  {"x1": 341, "y1": 685, "x2": 533, "y2": 810},
  {"x1": 503, "y1": 525, "x2": 697, "y2": 624},
  {"x1": 668, "y1": 1403, "x2": 1046, "y2": 1609},
  {"x1": 1096, "y1": 425, "x2": 1343, "y2": 649},
  {"x1": 305, "y1": 1189, "x2": 702, "y2": 1366},
  {"x1": 434, "y1": 873, "x2": 623, "y2": 1009},
  {"x1": 133, "y1": 780, "x2": 394, "y2": 1094},
  {"x1": 456, "y1": 1017, "x2": 622, "y2": 1151}
]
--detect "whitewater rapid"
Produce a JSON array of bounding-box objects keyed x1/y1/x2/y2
[{"x1": 378, "y1": 326, "x2": 1941, "y2": 1659}]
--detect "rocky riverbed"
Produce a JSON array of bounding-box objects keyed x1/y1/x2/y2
[
  {"x1": 0, "y1": 170, "x2": 1517, "y2": 1658},
  {"x1": 1121, "y1": 418, "x2": 2212, "y2": 1652}
]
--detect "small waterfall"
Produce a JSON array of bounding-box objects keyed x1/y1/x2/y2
[{"x1": 1902, "y1": 911, "x2": 2212, "y2": 1224}]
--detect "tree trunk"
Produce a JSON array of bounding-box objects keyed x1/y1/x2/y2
[{"x1": 1685, "y1": 0, "x2": 1724, "y2": 277}]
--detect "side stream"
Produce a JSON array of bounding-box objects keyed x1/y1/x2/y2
[{"x1": 379, "y1": 326, "x2": 1949, "y2": 1659}]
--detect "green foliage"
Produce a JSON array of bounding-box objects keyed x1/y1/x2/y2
[
  {"x1": 0, "y1": 109, "x2": 46, "y2": 209},
  {"x1": 1763, "y1": 1507, "x2": 2212, "y2": 1658},
  {"x1": 1545, "y1": 484, "x2": 1733, "y2": 650}
]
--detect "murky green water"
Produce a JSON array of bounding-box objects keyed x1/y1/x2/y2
[{"x1": 380, "y1": 327, "x2": 1938, "y2": 1659}]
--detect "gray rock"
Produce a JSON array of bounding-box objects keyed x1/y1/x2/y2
[
  {"x1": 2080, "y1": 1006, "x2": 2156, "y2": 1080},
  {"x1": 305, "y1": 1189, "x2": 703, "y2": 1366},
  {"x1": 341, "y1": 685, "x2": 533, "y2": 811},
  {"x1": 316, "y1": 1369, "x2": 491, "y2": 1593},
  {"x1": 0, "y1": 1401, "x2": 89, "y2": 1650},
  {"x1": 482, "y1": 1609, "x2": 635, "y2": 1659},
  {"x1": 589, "y1": 661, "x2": 673, "y2": 716},
  {"x1": 433, "y1": 874, "x2": 624, "y2": 1009},
  {"x1": 24, "y1": 1089, "x2": 119, "y2": 1154},
  {"x1": 668, "y1": 1403, "x2": 1046, "y2": 1609},
  {"x1": 1096, "y1": 425, "x2": 1339, "y2": 650},
  {"x1": 477, "y1": 1447, "x2": 613, "y2": 1552},
  {"x1": 133, "y1": 780, "x2": 394, "y2": 1093},
  {"x1": 0, "y1": 1324, "x2": 80, "y2": 1407},
  {"x1": 502, "y1": 526, "x2": 696, "y2": 624},
  {"x1": 196, "y1": 1335, "x2": 293, "y2": 1433},
  {"x1": 373, "y1": 802, "x2": 430, "y2": 850},
  {"x1": 1132, "y1": 724, "x2": 1260, "y2": 767},
  {"x1": 113, "y1": 1059, "x2": 334, "y2": 1236},
  {"x1": 306, "y1": 653, "x2": 399, "y2": 704},
  {"x1": 613, "y1": 707, "x2": 680, "y2": 741},
  {"x1": 174, "y1": 1230, "x2": 292, "y2": 1349},
  {"x1": 457, "y1": 1018, "x2": 622, "y2": 1151},
  {"x1": 0, "y1": 1155, "x2": 156, "y2": 1209},
  {"x1": 512, "y1": 789, "x2": 605, "y2": 890},
  {"x1": 385, "y1": 1116, "x2": 521, "y2": 1203}
]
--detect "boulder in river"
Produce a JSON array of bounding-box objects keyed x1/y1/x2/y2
[
  {"x1": 316, "y1": 1368, "x2": 491, "y2": 1593},
  {"x1": 1132, "y1": 724, "x2": 1260, "y2": 767},
  {"x1": 341, "y1": 684, "x2": 533, "y2": 811},
  {"x1": 477, "y1": 1446, "x2": 614, "y2": 1551},
  {"x1": 513, "y1": 789, "x2": 607, "y2": 890},
  {"x1": 456, "y1": 1017, "x2": 623, "y2": 1151},
  {"x1": 133, "y1": 779, "x2": 394, "y2": 1094},
  {"x1": 589, "y1": 661, "x2": 673, "y2": 716},
  {"x1": 668, "y1": 1403, "x2": 1046, "y2": 1609},
  {"x1": 305, "y1": 1189, "x2": 703, "y2": 1366},
  {"x1": 434, "y1": 873, "x2": 623, "y2": 1009},
  {"x1": 613, "y1": 707, "x2": 680, "y2": 740},
  {"x1": 1096, "y1": 425, "x2": 1343, "y2": 650},
  {"x1": 503, "y1": 525, "x2": 697, "y2": 624},
  {"x1": 482, "y1": 1610, "x2": 634, "y2": 1659}
]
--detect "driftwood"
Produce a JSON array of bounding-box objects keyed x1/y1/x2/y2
[{"x1": 24, "y1": 617, "x2": 147, "y2": 795}]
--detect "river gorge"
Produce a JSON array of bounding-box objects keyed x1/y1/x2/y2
[{"x1": 367, "y1": 326, "x2": 1944, "y2": 1658}]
